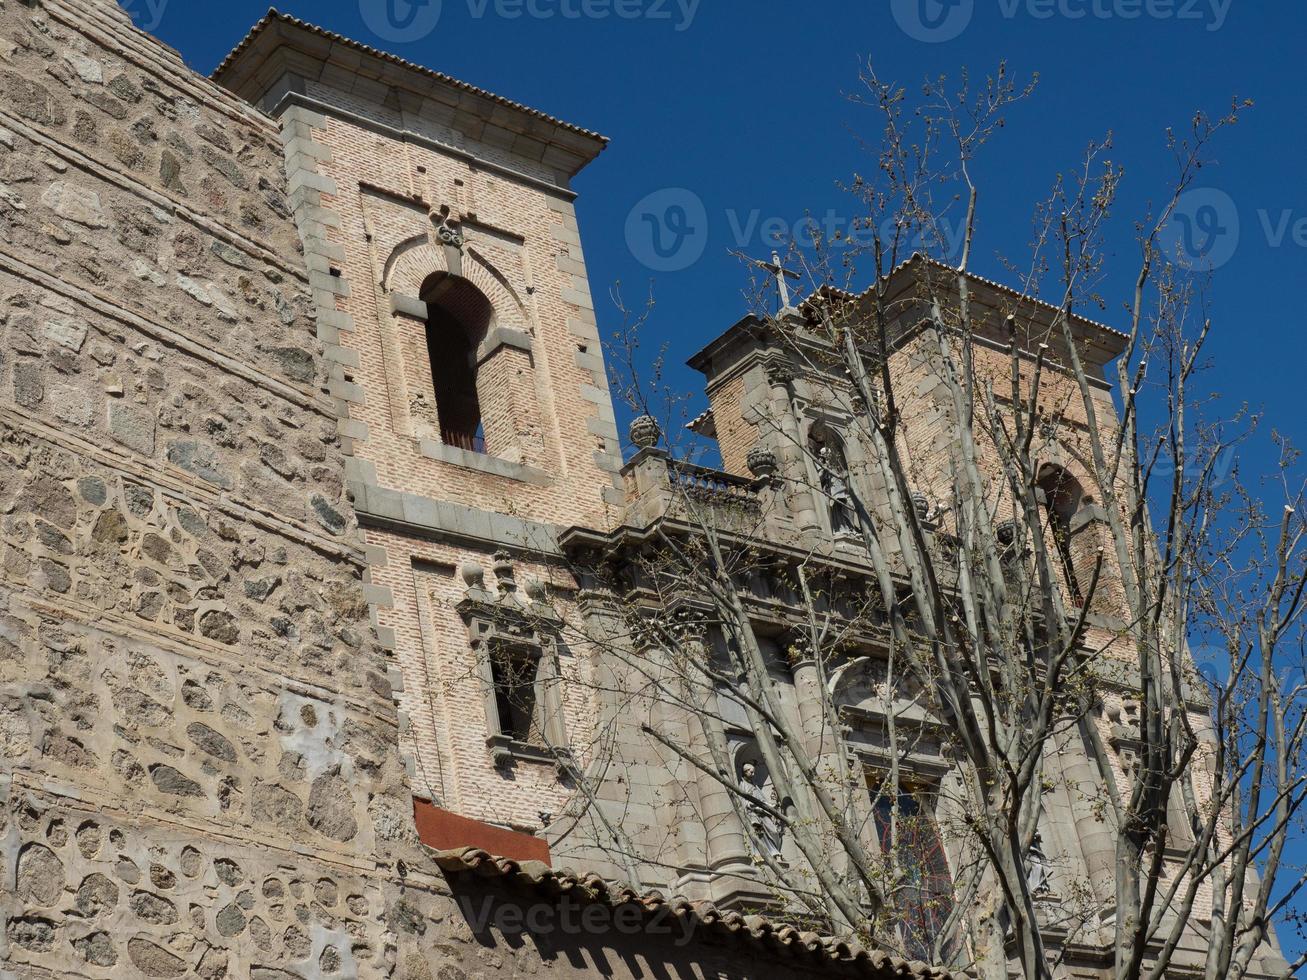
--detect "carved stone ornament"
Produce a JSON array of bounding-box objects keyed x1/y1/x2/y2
[
  {"x1": 492, "y1": 550, "x2": 516, "y2": 595},
  {"x1": 746, "y1": 446, "x2": 779, "y2": 479},
  {"x1": 459, "y1": 560, "x2": 487, "y2": 592},
  {"x1": 524, "y1": 576, "x2": 548, "y2": 603},
  {"x1": 765, "y1": 361, "x2": 795, "y2": 387},
  {"x1": 629, "y1": 415, "x2": 662, "y2": 450},
  {"x1": 911, "y1": 490, "x2": 931, "y2": 521},
  {"x1": 995, "y1": 519, "x2": 1018, "y2": 548},
  {"x1": 436, "y1": 222, "x2": 465, "y2": 249}
]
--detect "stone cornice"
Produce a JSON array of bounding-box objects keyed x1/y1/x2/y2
[
  {"x1": 212, "y1": 10, "x2": 607, "y2": 180},
  {"x1": 688, "y1": 257, "x2": 1127, "y2": 388}
]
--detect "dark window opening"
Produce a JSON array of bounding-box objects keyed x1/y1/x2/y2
[
  {"x1": 426, "y1": 308, "x2": 482, "y2": 451},
  {"x1": 1037, "y1": 466, "x2": 1084, "y2": 604},
  {"x1": 491, "y1": 648, "x2": 542, "y2": 745},
  {"x1": 420, "y1": 274, "x2": 493, "y2": 454}
]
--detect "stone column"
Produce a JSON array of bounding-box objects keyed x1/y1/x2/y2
[
  {"x1": 677, "y1": 631, "x2": 750, "y2": 878},
  {"x1": 765, "y1": 363, "x2": 822, "y2": 532},
  {"x1": 1055, "y1": 728, "x2": 1118, "y2": 908},
  {"x1": 791, "y1": 654, "x2": 830, "y2": 760}
]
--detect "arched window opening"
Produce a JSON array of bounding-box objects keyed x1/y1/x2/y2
[
  {"x1": 1036, "y1": 465, "x2": 1084, "y2": 605},
  {"x1": 421, "y1": 273, "x2": 494, "y2": 454}
]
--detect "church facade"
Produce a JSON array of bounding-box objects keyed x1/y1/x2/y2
[{"x1": 0, "y1": 1, "x2": 1285, "y2": 977}]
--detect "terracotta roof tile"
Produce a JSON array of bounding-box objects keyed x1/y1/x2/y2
[{"x1": 432, "y1": 846, "x2": 970, "y2": 980}]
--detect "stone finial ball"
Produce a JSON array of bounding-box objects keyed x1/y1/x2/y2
[
  {"x1": 459, "y1": 561, "x2": 485, "y2": 591},
  {"x1": 629, "y1": 415, "x2": 662, "y2": 450}
]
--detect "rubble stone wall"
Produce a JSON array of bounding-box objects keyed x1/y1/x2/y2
[{"x1": 0, "y1": 1, "x2": 438, "y2": 975}]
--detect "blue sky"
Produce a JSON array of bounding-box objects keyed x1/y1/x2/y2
[
  {"x1": 130, "y1": 0, "x2": 1305, "y2": 957},
  {"x1": 134, "y1": 0, "x2": 1307, "y2": 451}
]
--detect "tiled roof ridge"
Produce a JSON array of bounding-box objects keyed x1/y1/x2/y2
[
  {"x1": 814, "y1": 252, "x2": 1128, "y2": 343},
  {"x1": 212, "y1": 8, "x2": 609, "y2": 144},
  {"x1": 432, "y1": 845, "x2": 971, "y2": 980}
]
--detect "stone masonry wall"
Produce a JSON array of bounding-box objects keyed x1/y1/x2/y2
[
  {"x1": 0, "y1": 1, "x2": 445, "y2": 975},
  {"x1": 0, "y1": 6, "x2": 755, "y2": 978}
]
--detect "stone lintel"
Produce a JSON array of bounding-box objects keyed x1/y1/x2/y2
[{"x1": 477, "y1": 326, "x2": 533, "y2": 362}]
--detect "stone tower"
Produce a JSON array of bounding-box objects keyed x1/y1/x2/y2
[
  {"x1": 3, "y1": 4, "x2": 1287, "y2": 978},
  {"x1": 214, "y1": 12, "x2": 626, "y2": 850},
  {"x1": 0, "y1": 3, "x2": 958, "y2": 975}
]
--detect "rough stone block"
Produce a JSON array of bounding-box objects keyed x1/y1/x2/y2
[{"x1": 107, "y1": 402, "x2": 156, "y2": 455}]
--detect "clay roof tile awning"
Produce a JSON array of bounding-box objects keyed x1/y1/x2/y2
[{"x1": 431, "y1": 845, "x2": 971, "y2": 980}]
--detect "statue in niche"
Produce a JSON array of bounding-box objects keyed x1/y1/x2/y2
[
  {"x1": 1028, "y1": 830, "x2": 1053, "y2": 897},
  {"x1": 739, "y1": 761, "x2": 785, "y2": 859},
  {"x1": 814, "y1": 434, "x2": 857, "y2": 536}
]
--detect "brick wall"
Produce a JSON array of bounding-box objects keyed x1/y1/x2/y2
[
  {"x1": 215, "y1": 24, "x2": 628, "y2": 852},
  {"x1": 303, "y1": 106, "x2": 623, "y2": 530}
]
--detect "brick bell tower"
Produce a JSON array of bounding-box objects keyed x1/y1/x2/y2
[{"x1": 216, "y1": 13, "x2": 623, "y2": 852}]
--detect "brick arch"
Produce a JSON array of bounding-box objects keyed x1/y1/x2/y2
[
  {"x1": 384, "y1": 240, "x2": 528, "y2": 331},
  {"x1": 382, "y1": 233, "x2": 441, "y2": 290},
  {"x1": 1032, "y1": 457, "x2": 1109, "y2": 609},
  {"x1": 1033, "y1": 446, "x2": 1096, "y2": 509},
  {"x1": 465, "y1": 244, "x2": 529, "y2": 320}
]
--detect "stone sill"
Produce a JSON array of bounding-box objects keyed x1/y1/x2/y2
[
  {"x1": 487, "y1": 735, "x2": 571, "y2": 770},
  {"x1": 418, "y1": 439, "x2": 552, "y2": 486}
]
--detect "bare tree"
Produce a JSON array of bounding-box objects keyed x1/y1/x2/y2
[{"x1": 493, "y1": 63, "x2": 1304, "y2": 980}]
